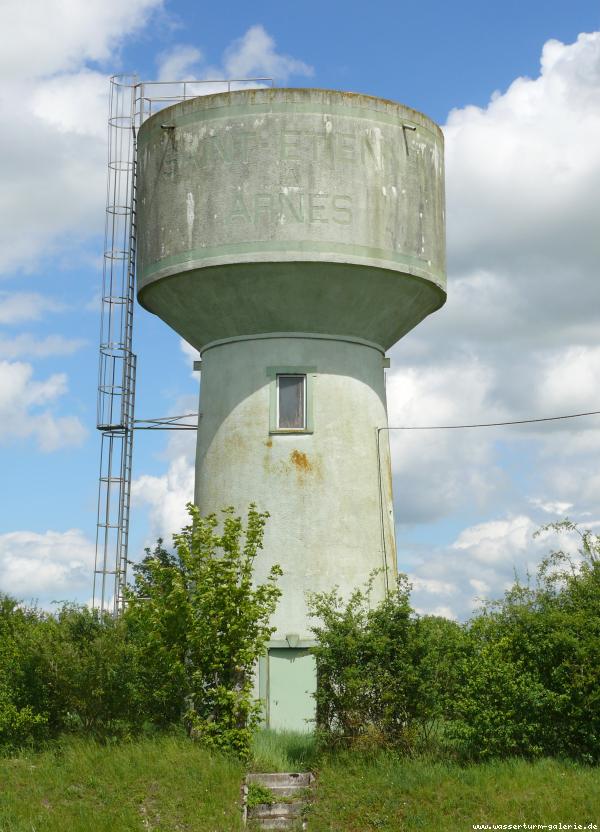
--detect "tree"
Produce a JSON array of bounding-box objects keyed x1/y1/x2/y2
[{"x1": 124, "y1": 503, "x2": 282, "y2": 758}]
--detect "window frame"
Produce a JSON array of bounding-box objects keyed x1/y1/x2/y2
[{"x1": 267, "y1": 365, "x2": 316, "y2": 435}]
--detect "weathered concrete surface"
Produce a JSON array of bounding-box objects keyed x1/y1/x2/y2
[
  {"x1": 136, "y1": 88, "x2": 446, "y2": 350},
  {"x1": 195, "y1": 334, "x2": 397, "y2": 640},
  {"x1": 135, "y1": 87, "x2": 447, "y2": 730}
]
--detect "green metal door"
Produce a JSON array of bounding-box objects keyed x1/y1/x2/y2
[{"x1": 268, "y1": 648, "x2": 316, "y2": 732}]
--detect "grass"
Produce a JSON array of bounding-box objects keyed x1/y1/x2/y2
[
  {"x1": 0, "y1": 734, "x2": 245, "y2": 832},
  {"x1": 250, "y1": 728, "x2": 319, "y2": 772},
  {"x1": 2, "y1": 734, "x2": 599, "y2": 831},
  {"x1": 308, "y1": 753, "x2": 600, "y2": 831}
]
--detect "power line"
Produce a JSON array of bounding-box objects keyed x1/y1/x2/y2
[
  {"x1": 132, "y1": 408, "x2": 600, "y2": 432},
  {"x1": 381, "y1": 409, "x2": 600, "y2": 431}
]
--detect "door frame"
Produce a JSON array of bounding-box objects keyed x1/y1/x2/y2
[{"x1": 259, "y1": 638, "x2": 317, "y2": 728}]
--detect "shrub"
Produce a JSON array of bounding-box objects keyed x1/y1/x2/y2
[
  {"x1": 308, "y1": 576, "x2": 464, "y2": 752},
  {"x1": 124, "y1": 503, "x2": 282, "y2": 759},
  {"x1": 0, "y1": 504, "x2": 281, "y2": 757},
  {"x1": 450, "y1": 521, "x2": 600, "y2": 761}
]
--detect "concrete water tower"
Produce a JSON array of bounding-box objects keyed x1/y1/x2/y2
[{"x1": 136, "y1": 88, "x2": 446, "y2": 730}]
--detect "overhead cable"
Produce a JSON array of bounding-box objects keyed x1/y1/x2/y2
[
  {"x1": 381, "y1": 409, "x2": 600, "y2": 431},
  {"x1": 132, "y1": 409, "x2": 600, "y2": 432}
]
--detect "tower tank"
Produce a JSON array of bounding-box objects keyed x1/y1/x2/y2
[{"x1": 136, "y1": 88, "x2": 446, "y2": 730}]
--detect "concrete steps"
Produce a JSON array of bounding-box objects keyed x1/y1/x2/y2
[{"x1": 244, "y1": 772, "x2": 314, "y2": 830}]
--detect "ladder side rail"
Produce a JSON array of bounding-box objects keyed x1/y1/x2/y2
[{"x1": 93, "y1": 75, "x2": 138, "y2": 614}]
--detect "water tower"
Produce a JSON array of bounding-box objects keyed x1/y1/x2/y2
[{"x1": 136, "y1": 88, "x2": 446, "y2": 730}]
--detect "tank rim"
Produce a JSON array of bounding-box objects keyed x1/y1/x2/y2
[{"x1": 138, "y1": 86, "x2": 443, "y2": 141}]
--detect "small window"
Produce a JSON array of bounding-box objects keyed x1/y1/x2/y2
[{"x1": 277, "y1": 374, "x2": 306, "y2": 430}]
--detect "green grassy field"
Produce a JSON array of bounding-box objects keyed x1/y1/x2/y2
[
  {"x1": 309, "y1": 753, "x2": 600, "y2": 831},
  {"x1": 1, "y1": 734, "x2": 599, "y2": 832},
  {"x1": 0, "y1": 735, "x2": 245, "y2": 832}
]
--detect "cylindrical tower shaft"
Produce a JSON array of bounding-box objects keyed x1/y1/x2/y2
[{"x1": 195, "y1": 333, "x2": 397, "y2": 639}]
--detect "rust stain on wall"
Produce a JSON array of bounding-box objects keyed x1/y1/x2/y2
[{"x1": 290, "y1": 449, "x2": 311, "y2": 472}]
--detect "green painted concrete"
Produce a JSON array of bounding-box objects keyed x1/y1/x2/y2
[
  {"x1": 195, "y1": 334, "x2": 397, "y2": 643},
  {"x1": 136, "y1": 87, "x2": 446, "y2": 351},
  {"x1": 136, "y1": 90, "x2": 441, "y2": 148},
  {"x1": 139, "y1": 262, "x2": 443, "y2": 352},
  {"x1": 134, "y1": 88, "x2": 447, "y2": 730}
]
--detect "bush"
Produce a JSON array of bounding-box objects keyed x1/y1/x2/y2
[
  {"x1": 308, "y1": 576, "x2": 464, "y2": 753},
  {"x1": 0, "y1": 595, "x2": 49, "y2": 750},
  {"x1": 309, "y1": 521, "x2": 600, "y2": 762},
  {"x1": 0, "y1": 504, "x2": 281, "y2": 758},
  {"x1": 451, "y1": 521, "x2": 600, "y2": 761},
  {"x1": 2, "y1": 514, "x2": 597, "y2": 763},
  {"x1": 124, "y1": 503, "x2": 282, "y2": 759},
  {"x1": 0, "y1": 596, "x2": 141, "y2": 747},
  {"x1": 40, "y1": 605, "x2": 142, "y2": 737}
]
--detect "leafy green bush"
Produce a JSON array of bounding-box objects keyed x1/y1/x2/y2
[
  {"x1": 0, "y1": 596, "x2": 48, "y2": 750},
  {"x1": 40, "y1": 605, "x2": 142, "y2": 737},
  {"x1": 451, "y1": 521, "x2": 600, "y2": 761},
  {"x1": 124, "y1": 503, "x2": 282, "y2": 759},
  {"x1": 2, "y1": 513, "x2": 597, "y2": 763},
  {"x1": 0, "y1": 504, "x2": 281, "y2": 758},
  {"x1": 0, "y1": 688, "x2": 47, "y2": 751},
  {"x1": 309, "y1": 521, "x2": 600, "y2": 762},
  {"x1": 0, "y1": 595, "x2": 141, "y2": 747},
  {"x1": 308, "y1": 576, "x2": 464, "y2": 753}
]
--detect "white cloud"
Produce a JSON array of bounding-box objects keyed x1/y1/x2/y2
[
  {"x1": 156, "y1": 24, "x2": 313, "y2": 89},
  {"x1": 403, "y1": 514, "x2": 550, "y2": 619},
  {"x1": 424, "y1": 606, "x2": 458, "y2": 621},
  {"x1": 1, "y1": 20, "x2": 313, "y2": 276},
  {"x1": 440, "y1": 31, "x2": 600, "y2": 351},
  {"x1": 0, "y1": 74, "x2": 107, "y2": 274},
  {"x1": 389, "y1": 30, "x2": 600, "y2": 533},
  {"x1": 528, "y1": 497, "x2": 574, "y2": 515},
  {"x1": 469, "y1": 578, "x2": 490, "y2": 595},
  {"x1": 0, "y1": 0, "x2": 163, "y2": 80},
  {"x1": 131, "y1": 404, "x2": 197, "y2": 544},
  {"x1": 402, "y1": 508, "x2": 598, "y2": 620},
  {"x1": 0, "y1": 360, "x2": 86, "y2": 450},
  {"x1": 0, "y1": 528, "x2": 95, "y2": 601},
  {"x1": 445, "y1": 32, "x2": 600, "y2": 274},
  {"x1": 536, "y1": 346, "x2": 600, "y2": 414},
  {"x1": 132, "y1": 452, "x2": 195, "y2": 542},
  {"x1": 452, "y1": 515, "x2": 536, "y2": 563},
  {"x1": 0, "y1": 334, "x2": 86, "y2": 360},
  {"x1": 157, "y1": 45, "x2": 204, "y2": 81},
  {"x1": 0, "y1": 292, "x2": 64, "y2": 325},
  {"x1": 179, "y1": 338, "x2": 201, "y2": 380},
  {"x1": 31, "y1": 70, "x2": 109, "y2": 138},
  {"x1": 223, "y1": 25, "x2": 313, "y2": 82},
  {"x1": 0, "y1": 0, "x2": 164, "y2": 275},
  {"x1": 386, "y1": 358, "x2": 504, "y2": 523},
  {"x1": 410, "y1": 577, "x2": 456, "y2": 595},
  {"x1": 180, "y1": 338, "x2": 199, "y2": 363}
]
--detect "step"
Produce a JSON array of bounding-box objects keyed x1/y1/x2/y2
[
  {"x1": 247, "y1": 772, "x2": 313, "y2": 788},
  {"x1": 262, "y1": 784, "x2": 307, "y2": 799},
  {"x1": 251, "y1": 818, "x2": 303, "y2": 830},
  {"x1": 249, "y1": 802, "x2": 302, "y2": 820}
]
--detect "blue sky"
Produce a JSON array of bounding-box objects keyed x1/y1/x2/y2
[{"x1": 1, "y1": 0, "x2": 599, "y2": 617}]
